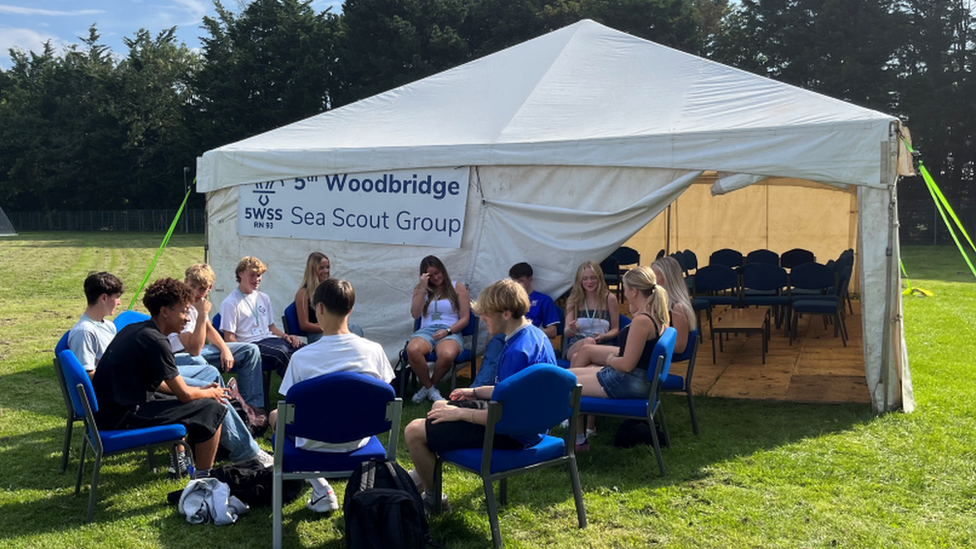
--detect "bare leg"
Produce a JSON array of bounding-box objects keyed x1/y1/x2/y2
[
  {"x1": 405, "y1": 418, "x2": 436, "y2": 493},
  {"x1": 193, "y1": 425, "x2": 221, "y2": 471},
  {"x1": 430, "y1": 340, "x2": 460, "y2": 385},
  {"x1": 570, "y1": 343, "x2": 621, "y2": 369},
  {"x1": 566, "y1": 337, "x2": 596, "y2": 362},
  {"x1": 568, "y1": 368, "x2": 608, "y2": 435},
  {"x1": 407, "y1": 337, "x2": 435, "y2": 388}
]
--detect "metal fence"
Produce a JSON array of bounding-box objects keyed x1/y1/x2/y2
[
  {"x1": 8, "y1": 209, "x2": 205, "y2": 233},
  {"x1": 899, "y1": 198, "x2": 976, "y2": 246}
]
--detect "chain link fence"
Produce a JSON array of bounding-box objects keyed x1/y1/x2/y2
[
  {"x1": 7, "y1": 209, "x2": 205, "y2": 233},
  {"x1": 899, "y1": 198, "x2": 976, "y2": 246}
]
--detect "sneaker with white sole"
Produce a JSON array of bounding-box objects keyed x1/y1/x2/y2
[
  {"x1": 427, "y1": 387, "x2": 446, "y2": 402},
  {"x1": 421, "y1": 491, "x2": 450, "y2": 514},
  {"x1": 168, "y1": 449, "x2": 188, "y2": 479},
  {"x1": 586, "y1": 428, "x2": 598, "y2": 438},
  {"x1": 411, "y1": 385, "x2": 430, "y2": 404},
  {"x1": 307, "y1": 485, "x2": 339, "y2": 513},
  {"x1": 253, "y1": 449, "x2": 274, "y2": 469}
]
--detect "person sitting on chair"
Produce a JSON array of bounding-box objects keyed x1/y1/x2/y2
[
  {"x1": 404, "y1": 279, "x2": 556, "y2": 511},
  {"x1": 269, "y1": 278, "x2": 394, "y2": 514},
  {"x1": 219, "y1": 256, "x2": 302, "y2": 378},
  {"x1": 650, "y1": 256, "x2": 696, "y2": 354},
  {"x1": 405, "y1": 255, "x2": 470, "y2": 403},
  {"x1": 68, "y1": 271, "x2": 124, "y2": 380},
  {"x1": 170, "y1": 263, "x2": 265, "y2": 412},
  {"x1": 564, "y1": 260, "x2": 620, "y2": 362},
  {"x1": 92, "y1": 278, "x2": 229, "y2": 480}
]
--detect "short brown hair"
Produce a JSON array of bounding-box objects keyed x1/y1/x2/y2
[
  {"x1": 313, "y1": 278, "x2": 355, "y2": 317},
  {"x1": 143, "y1": 278, "x2": 194, "y2": 316},
  {"x1": 472, "y1": 279, "x2": 529, "y2": 318},
  {"x1": 185, "y1": 264, "x2": 216, "y2": 287},
  {"x1": 83, "y1": 271, "x2": 124, "y2": 305},
  {"x1": 235, "y1": 256, "x2": 267, "y2": 282}
]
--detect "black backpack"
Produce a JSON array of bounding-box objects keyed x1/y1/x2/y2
[{"x1": 343, "y1": 459, "x2": 435, "y2": 549}]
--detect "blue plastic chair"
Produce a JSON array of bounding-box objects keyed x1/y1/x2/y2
[
  {"x1": 272, "y1": 372, "x2": 402, "y2": 549},
  {"x1": 780, "y1": 248, "x2": 816, "y2": 270},
  {"x1": 58, "y1": 349, "x2": 188, "y2": 522},
  {"x1": 280, "y1": 301, "x2": 308, "y2": 337},
  {"x1": 54, "y1": 331, "x2": 82, "y2": 473},
  {"x1": 397, "y1": 309, "x2": 480, "y2": 397},
  {"x1": 740, "y1": 263, "x2": 790, "y2": 331},
  {"x1": 693, "y1": 264, "x2": 739, "y2": 360},
  {"x1": 432, "y1": 365, "x2": 586, "y2": 548},
  {"x1": 578, "y1": 327, "x2": 677, "y2": 476},
  {"x1": 113, "y1": 310, "x2": 149, "y2": 330},
  {"x1": 660, "y1": 328, "x2": 701, "y2": 435},
  {"x1": 791, "y1": 264, "x2": 849, "y2": 347}
]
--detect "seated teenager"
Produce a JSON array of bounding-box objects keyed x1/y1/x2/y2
[
  {"x1": 564, "y1": 260, "x2": 620, "y2": 362},
  {"x1": 404, "y1": 279, "x2": 556, "y2": 511},
  {"x1": 68, "y1": 272, "x2": 124, "y2": 380},
  {"x1": 568, "y1": 266, "x2": 668, "y2": 450},
  {"x1": 269, "y1": 278, "x2": 394, "y2": 514},
  {"x1": 170, "y1": 264, "x2": 265, "y2": 411},
  {"x1": 471, "y1": 262, "x2": 561, "y2": 388},
  {"x1": 219, "y1": 256, "x2": 302, "y2": 378},
  {"x1": 650, "y1": 256, "x2": 696, "y2": 354},
  {"x1": 405, "y1": 255, "x2": 470, "y2": 403}
]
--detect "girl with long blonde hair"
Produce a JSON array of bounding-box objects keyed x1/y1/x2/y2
[
  {"x1": 295, "y1": 252, "x2": 330, "y2": 343},
  {"x1": 564, "y1": 260, "x2": 620, "y2": 361},
  {"x1": 651, "y1": 256, "x2": 696, "y2": 354}
]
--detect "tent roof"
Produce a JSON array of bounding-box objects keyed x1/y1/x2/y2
[{"x1": 198, "y1": 19, "x2": 899, "y2": 194}]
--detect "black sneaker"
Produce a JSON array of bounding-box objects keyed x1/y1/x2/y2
[{"x1": 168, "y1": 449, "x2": 188, "y2": 479}]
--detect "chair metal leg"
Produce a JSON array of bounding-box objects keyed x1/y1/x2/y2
[
  {"x1": 568, "y1": 456, "x2": 587, "y2": 529},
  {"x1": 263, "y1": 371, "x2": 273, "y2": 413},
  {"x1": 658, "y1": 401, "x2": 670, "y2": 449},
  {"x1": 687, "y1": 391, "x2": 699, "y2": 435},
  {"x1": 75, "y1": 438, "x2": 89, "y2": 494},
  {"x1": 648, "y1": 422, "x2": 666, "y2": 477},
  {"x1": 147, "y1": 448, "x2": 155, "y2": 472},
  {"x1": 483, "y1": 477, "x2": 503, "y2": 549},
  {"x1": 61, "y1": 419, "x2": 74, "y2": 473},
  {"x1": 272, "y1": 469, "x2": 283, "y2": 549},
  {"x1": 433, "y1": 459, "x2": 444, "y2": 515},
  {"x1": 499, "y1": 478, "x2": 507, "y2": 506},
  {"x1": 86, "y1": 452, "x2": 103, "y2": 523}
]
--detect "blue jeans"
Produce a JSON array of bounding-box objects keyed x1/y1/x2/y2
[
  {"x1": 471, "y1": 333, "x2": 505, "y2": 388},
  {"x1": 171, "y1": 360, "x2": 259, "y2": 463},
  {"x1": 175, "y1": 342, "x2": 264, "y2": 410}
]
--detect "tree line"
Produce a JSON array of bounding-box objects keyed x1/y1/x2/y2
[{"x1": 0, "y1": 0, "x2": 972, "y2": 212}]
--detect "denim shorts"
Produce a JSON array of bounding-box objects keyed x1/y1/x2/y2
[
  {"x1": 596, "y1": 366, "x2": 652, "y2": 399},
  {"x1": 410, "y1": 324, "x2": 463, "y2": 352}
]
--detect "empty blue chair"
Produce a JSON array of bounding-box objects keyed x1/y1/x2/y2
[
  {"x1": 578, "y1": 327, "x2": 677, "y2": 476},
  {"x1": 397, "y1": 309, "x2": 480, "y2": 397},
  {"x1": 708, "y1": 248, "x2": 743, "y2": 268},
  {"x1": 660, "y1": 328, "x2": 701, "y2": 435},
  {"x1": 433, "y1": 365, "x2": 586, "y2": 548},
  {"x1": 745, "y1": 249, "x2": 779, "y2": 266},
  {"x1": 113, "y1": 310, "x2": 149, "y2": 330},
  {"x1": 789, "y1": 263, "x2": 845, "y2": 346},
  {"x1": 693, "y1": 264, "x2": 739, "y2": 361},
  {"x1": 601, "y1": 256, "x2": 622, "y2": 299},
  {"x1": 780, "y1": 248, "x2": 816, "y2": 269},
  {"x1": 59, "y1": 349, "x2": 188, "y2": 522},
  {"x1": 272, "y1": 371, "x2": 401, "y2": 549},
  {"x1": 740, "y1": 263, "x2": 790, "y2": 330}
]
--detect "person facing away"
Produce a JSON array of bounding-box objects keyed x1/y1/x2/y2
[{"x1": 269, "y1": 277, "x2": 394, "y2": 514}]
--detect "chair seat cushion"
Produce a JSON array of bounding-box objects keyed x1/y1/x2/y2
[
  {"x1": 440, "y1": 435, "x2": 566, "y2": 474},
  {"x1": 579, "y1": 396, "x2": 652, "y2": 417},
  {"x1": 279, "y1": 434, "x2": 387, "y2": 474},
  {"x1": 742, "y1": 296, "x2": 790, "y2": 306},
  {"x1": 661, "y1": 374, "x2": 685, "y2": 391},
  {"x1": 691, "y1": 297, "x2": 709, "y2": 311},
  {"x1": 100, "y1": 424, "x2": 186, "y2": 455},
  {"x1": 791, "y1": 299, "x2": 838, "y2": 314},
  {"x1": 705, "y1": 296, "x2": 739, "y2": 306}
]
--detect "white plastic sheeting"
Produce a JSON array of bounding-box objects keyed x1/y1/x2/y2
[{"x1": 198, "y1": 20, "x2": 913, "y2": 412}]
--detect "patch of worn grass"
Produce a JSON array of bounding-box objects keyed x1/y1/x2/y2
[{"x1": 1, "y1": 235, "x2": 975, "y2": 548}]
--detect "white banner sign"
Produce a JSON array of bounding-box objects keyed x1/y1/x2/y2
[{"x1": 237, "y1": 168, "x2": 469, "y2": 247}]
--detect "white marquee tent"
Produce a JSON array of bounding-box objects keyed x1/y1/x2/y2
[{"x1": 197, "y1": 19, "x2": 914, "y2": 412}]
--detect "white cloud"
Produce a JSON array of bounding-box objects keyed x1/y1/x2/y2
[
  {"x1": 171, "y1": 0, "x2": 206, "y2": 19},
  {"x1": 0, "y1": 26, "x2": 70, "y2": 69},
  {"x1": 0, "y1": 5, "x2": 104, "y2": 17}
]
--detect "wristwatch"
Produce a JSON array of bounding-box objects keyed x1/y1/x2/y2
[{"x1": 446, "y1": 328, "x2": 453, "y2": 335}]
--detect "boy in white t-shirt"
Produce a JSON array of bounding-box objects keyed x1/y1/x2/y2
[
  {"x1": 269, "y1": 278, "x2": 394, "y2": 514},
  {"x1": 68, "y1": 272, "x2": 124, "y2": 378},
  {"x1": 219, "y1": 256, "x2": 302, "y2": 378}
]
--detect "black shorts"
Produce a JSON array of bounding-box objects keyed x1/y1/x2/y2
[
  {"x1": 114, "y1": 395, "x2": 226, "y2": 445},
  {"x1": 425, "y1": 400, "x2": 525, "y2": 454}
]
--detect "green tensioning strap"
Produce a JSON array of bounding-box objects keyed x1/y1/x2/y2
[{"x1": 127, "y1": 185, "x2": 193, "y2": 311}]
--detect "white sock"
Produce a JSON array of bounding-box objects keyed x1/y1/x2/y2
[
  {"x1": 308, "y1": 477, "x2": 334, "y2": 498},
  {"x1": 575, "y1": 434, "x2": 587, "y2": 445}
]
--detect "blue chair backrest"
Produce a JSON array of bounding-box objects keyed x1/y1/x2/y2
[
  {"x1": 694, "y1": 264, "x2": 737, "y2": 293},
  {"x1": 283, "y1": 301, "x2": 306, "y2": 336},
  {"x1": 611, "y1": 246, "x2": 640, "y2": 267},
  {"x1": 56, "y1": 331, "x2": 70, "y2": 355},
  {"x1": 709, "y1": 248, "x2": 743, "y2": 268},
  {"x1": 671, "y1": 251, "x2": 686, "y2": 271},
  {"x1": 644, "y1": 327, "x2": 677, "y2": 383},
  {"x1": 212, "y1": 313, "x2": 222, "y2": 333},
  {"x1": 683, "y1": 249, "x2": 698, "y2": 271},
  {"x1": 746, "y1": 249, "x2": 779, "y2": 266},
  {"x1": 742, "y1": 263, "x2": 788, "y2": 291},
  {"x1": 790, "y1": 262, "x2": 834, "y2": 291},
  {"x1": 555, "y1": 305, "x2": 565, "y2": 336},
  {"x1": 284, "y1": 372, "x2": 395, "y2": 443},
  {"x1": 781, "y1": 248, "x2": 816, "y2": 269},
  {"x1": 58, "y1": 349, "x2": 98, "y2": 417},
  {"x1": 492, "y1": 364, "x2": 577, "y2": 437},
  {"x1": 836, "y1": 265, "x2": 853, "y2": 297},
  {"x1": 114, "y1": 310, "x2": 150, "y2": 330},
  {"x1": 600, "y1": 256, "x2": 619, "y2": 278}
]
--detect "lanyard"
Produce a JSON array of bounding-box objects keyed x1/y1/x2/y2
[{"x1": 238, "y1": 289, "x2": 261, "y2": 325}]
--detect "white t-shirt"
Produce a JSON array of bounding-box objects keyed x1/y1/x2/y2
[
  {"x1": 168, "y1": 306, "x2": 201, "y2": 354},
  {"x1": 67, "y1": 313, "x2": 117, "y2": 372},
  {"x1": 219, "y1": 289, "x2": 275, "y2": 343},
  {"x1": 279, "y1": 333, "x2": 394, "y2": 452}
]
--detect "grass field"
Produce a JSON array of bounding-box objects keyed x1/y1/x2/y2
[{"x1": 1, "y1": 232, "x2": 975, "y2": 548}]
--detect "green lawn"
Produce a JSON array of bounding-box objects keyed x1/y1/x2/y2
[{"x1": 1, "y1": 233, "x2": 974, "y2": 548}]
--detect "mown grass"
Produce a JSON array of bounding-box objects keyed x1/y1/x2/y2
[{"x1": 1, "y1": 233, "x2": 974, "y2": 548}]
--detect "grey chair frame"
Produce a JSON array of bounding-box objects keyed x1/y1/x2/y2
[
  {"x1": 53, "y1": 347, "x2": 84, "y2": 473},
  {"x1": 662, "y1": 329, "x2": 701, "y2": 435},
  {"x1": 432, "y1": 385, "x2": 586, "y2": 549}
]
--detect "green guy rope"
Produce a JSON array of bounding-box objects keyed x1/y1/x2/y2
[{"x1": 127, "y1": 185, "x2": 193, "y2": 311}]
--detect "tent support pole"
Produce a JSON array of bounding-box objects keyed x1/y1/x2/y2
[{"x1": 880, "y1": 122, "x2": 901, "y2": 413}]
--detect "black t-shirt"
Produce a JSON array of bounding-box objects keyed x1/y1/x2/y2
[{"x1": 92, "y1": 319, "x2": 180, "y2": 428}]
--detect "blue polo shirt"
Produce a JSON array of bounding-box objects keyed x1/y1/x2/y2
[
  {"x1": 495, "y1": 323, "x2": 557, "y2": 384},
  {"x1": 527, "y1": 291, "x2": 560, "y2": 330}
]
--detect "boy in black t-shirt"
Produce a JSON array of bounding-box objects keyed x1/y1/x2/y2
[{"x1": 93, "y1": 278, "x2": 228, "y2": 478}]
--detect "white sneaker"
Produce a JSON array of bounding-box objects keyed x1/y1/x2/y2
[
  {"x1": 307, "y1": 483, "x2": 339, "y2": 513},
  {"x1": 407, "y1": 468, "x2": 422, "y2": 489},
  {"x1": 411, "y1": 385, "x2": 430, "y2": 404},
  {"x1": 427, "y1": 387, "x2": 446, "y2": 402},
  {"x1": 559, "y1": 419, "x2": 570, "y2": 429},
  {"x1": 253, "y1": 449, "x2": 274, "y2": 469}
]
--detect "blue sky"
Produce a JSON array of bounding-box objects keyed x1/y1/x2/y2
[{"x1": 0, "y1": 1, "x2": 341, "y2": 69}]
